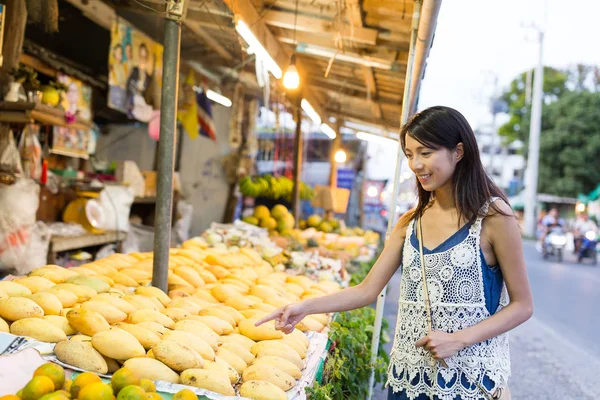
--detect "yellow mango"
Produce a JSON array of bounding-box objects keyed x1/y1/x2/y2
[{"x1": 66, "y1": 309, "x2": 110, "y2": 336}]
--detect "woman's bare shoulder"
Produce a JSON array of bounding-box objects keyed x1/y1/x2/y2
[
  {"x1": 487, "y1": 198, "x2": 514, "y2": 218},
  {"x1": 392, "y1": 209, "x2": 415, "y2": 239},
  {"x1": 485, "y1": 199, "x2": 519, "y2": 238}
]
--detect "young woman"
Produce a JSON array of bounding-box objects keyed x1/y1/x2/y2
[{"x1": 256, "y1": 106, "x2": 533, "y2": 400}]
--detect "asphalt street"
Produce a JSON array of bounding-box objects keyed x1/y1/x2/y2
[{"x1": 373, "y1": 240, "x2": 600, "y2": 400}]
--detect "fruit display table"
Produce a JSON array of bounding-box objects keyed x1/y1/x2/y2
[
  {"x1": 0, "y1": 240, "x2": 337, "y2": 399},
  {"x1": 0, "y1": 212, "x2": 380, "y2": 399}
]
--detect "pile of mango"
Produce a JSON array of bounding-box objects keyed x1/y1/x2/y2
[
  {"x1": 0, "y1": 243, "x2": 340, "y2": 399},
  {"x1": 242, "y1": 205, "x2": 295, "y2": 235},
  {"x1": 0, "y1": 361, "x2": 203, "y2": 399}
]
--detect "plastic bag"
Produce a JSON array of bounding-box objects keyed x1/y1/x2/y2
[
  {"x1": 121, "y1": 222, "x2": 155, "y2": 254},
  {"x1": 0, "y1": 129, "x2": 23, "y2": 175},
  {"x1": 95, "y1": 244, "x2": 116, "y2": 260},
  {"x1": 174, "y1": 200, "x2": 193, "y2": 245},
  {"x1": 20, "y1": 222, "x2": 50, "y2": 274},
  {"x1": 99, "y1": 185, "x2": 134, "y2": 232},
  {"x1": 18, "y1": 125, "x2": 42, "y2": 181},
  {"x1": 0, "y1": 179, "x2": 40, "y2": 274}
]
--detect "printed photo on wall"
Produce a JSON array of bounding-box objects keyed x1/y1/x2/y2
[
  {"x1": 108, "y1": 19, "x2": 163, "y2": 122},
  {"x1": 57, "y1": 73, "x2": 92, "y2": 122},
  {"x1": 51, "y1": 126, "x2": 90, "y2": 159}
]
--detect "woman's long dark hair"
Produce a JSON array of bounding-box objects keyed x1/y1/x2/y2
[{"x1": 399, "y1": 106, "x2": 510, "y2": 226}]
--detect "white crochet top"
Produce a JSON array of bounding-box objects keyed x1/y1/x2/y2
[{"x1": 387, "y1": 199, "x2": 511, "y2": 400}]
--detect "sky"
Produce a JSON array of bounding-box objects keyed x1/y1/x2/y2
[
  {"x1": 418, "y1": 0, "x2": 600, "y2": 128},
  {"x1": 366, "y1": 0, "x2": 600, "y2": 182}
]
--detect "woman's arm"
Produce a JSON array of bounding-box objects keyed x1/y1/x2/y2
[
  {"x1": 255, "y1": 221, "x2": 408, "y2": 331},
  {"x1": 417, "y1": 200, "x2": 534, "y2": 359},
  {"x1": 304, "y1": 221, "x2": 407, "y2": 314}
]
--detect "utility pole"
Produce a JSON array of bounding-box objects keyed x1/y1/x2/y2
[
  {"x1": 487, "y1": 74, "x2": 499, "y2": 175},
  {"x1": 524, "y1": 28, "x2": 545, "y2": 238}
]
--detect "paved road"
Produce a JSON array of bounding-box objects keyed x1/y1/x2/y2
[{"x1": 373, "y1": 241, "x2": 600, "y2": 400}]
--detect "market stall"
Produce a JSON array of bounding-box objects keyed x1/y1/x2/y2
[
  {"x1": 0, "y1": 215, "x2": 381, "y2": 399},
  {"x1": 0, "y1": 0, "x2": 441, "y2": 398}
]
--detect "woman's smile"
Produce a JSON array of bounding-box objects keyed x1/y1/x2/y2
[{"x1": 417, "y1": 173, "x2": 432, "y2": 184}]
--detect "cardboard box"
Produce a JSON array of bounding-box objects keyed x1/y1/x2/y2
[
  {"x1": 312, "y1": 185, "x2": 351, "y2": 214},
  {"x1": 142, "y1": 171, "x2": 157, "y2": 197},
  {"x1": 141, "y1": 171, "x2": 181, "y2": 198}
]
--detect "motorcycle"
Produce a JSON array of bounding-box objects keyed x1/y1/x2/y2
[
  {"x1": 577, "y1": 230, "x2": 598, "y2": 265},
  {"x1": 543, "y1": 226, "x2": 567, "y2": 262}
]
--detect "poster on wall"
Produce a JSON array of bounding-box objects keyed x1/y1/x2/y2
[
  {"x1": 108, "y1": 19, "x2": 163, "y2": 122},
  {"x1": 0, "y1": 5, "x2": 5, "y2": 67},
  {"x1": 51, "y1": 126, "x2": 90, "y2": 159},
  {"x1": 57, "y1": 73, "x2": 93, "y2": 122}
]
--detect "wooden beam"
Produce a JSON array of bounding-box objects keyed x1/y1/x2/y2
[
  {"x1": 276, "y1": 31, "x2": 354, "y2": 51},
  {"x1": 222, "y1": 0, "x2": 288, "y2": 74},
  {"x1": 255, "y1": 0, "x2": 339, "y2": 17},
  {"x1": 118, "y1": 0, "x2": 234, "y2": 24},
  {"x1": 365, "y1": 16, "x2": 411, "y2": 34},
  {"x1": 277, "y1": 32, "x2": 405, "y2": 63},
  {"x1": 315, "y1": 88, "x2": 370, "y2": 105},
  {"x1": 328, "y1": 110, "x2": 399, "y2": 133},
  {"x1": 183, "y1": 20, "x2": 234, "y2": 61},
  {"x1": 314, "y1": 86, "x2": 399, "y2": 108},
  {"x1": 308, "y1": 74, "x2": 365, "y2": 93},
  {"x1": 364, "y1": 67, "x2": 376, "y2": 101},
  {"x1": 346, "y1": 0, "x2": 363, "y2": 27},
  {"x1": 308, "y1": 74, "x2": 403, "y2": 102},
  {"x1": 20, "y1": 54, "x2": 57, "y2": 78},
  {"x1": 64, "y1": 0, "x2": 116, "y2": 30},
  {"x1": 222, "y1": 0, "x2": 327, "y2": 122},
  {"x1": 363, "y1": 67, "x2": 382, "y2": 120},
  {"x1": 263, "y1": 10, "x2": 378, "y2": 45},
  {"x1": 295, "y1": 47, "x2": 401, "y2": 71}
]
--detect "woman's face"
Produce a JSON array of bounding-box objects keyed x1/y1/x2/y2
[
  {"x1": 114, "y1": 46, "x2": 122, "y2": 61},
  {"x1": 404, "y1": 134, "x2": 462, "y2": 192},
  {"x1": 139, "y1": 46, "x2": 148, "y2": 62}
]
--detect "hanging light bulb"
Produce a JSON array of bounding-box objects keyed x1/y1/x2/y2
[
  {"x1": 334, "y1": 149, "x2": 347, "y2": 163},
  {"x1": 283, "y1": 54, "x2": 300, "y2": 90}
]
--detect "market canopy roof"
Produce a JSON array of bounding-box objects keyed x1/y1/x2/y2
[
  {"x1": 63, "y1": 0, "x2": 440, "y2": 135},
  {"x1": 509, "y1": 191, "x2": 578, "y2": 210},
  {"x1": 578, "y1": 183, "x2": 600, "y2": 203}
]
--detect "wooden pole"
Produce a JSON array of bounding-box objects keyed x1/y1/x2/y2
[
  {"x1": 328, "y1": 123, "x2": 341, "y2": 189},
  {"x1": 291, "y1": 94, "x2": 302, "y2": 226},
  {"x1": 222, "y1": 100, "x2": 248, "y2": 223},
  {"x1": 0, "y1": 0, "x2": 28, "y2": 162},
  {"x1": 0, "y1": 0, "x2": 27, "y2": 85}
]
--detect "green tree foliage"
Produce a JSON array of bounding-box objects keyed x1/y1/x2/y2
[
  {"x1": 498, "y1": 67, "x2": 568, "y2": 144},
  {"x1": 499, "y1": 64, "x2": 600, "y2": 197},
  {"x1": 538, "y1": 90, "x2": 600, "y2": 196}
]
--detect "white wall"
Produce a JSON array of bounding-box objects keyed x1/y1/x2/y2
[
  {"x1": 178, "y1": 105, "x2": 233, "y2": 236},
  {"x1": 95, "y1": 124, "x2": 157, "y2": 170},
  {"x1": 96, "y1": 105, "x2": 235, "y2": 237}
]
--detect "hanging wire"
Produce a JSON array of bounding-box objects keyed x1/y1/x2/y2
[
  {"x1": 293, "y1": 0, "x2": 299, "y2": 45},
  {"x1": 250, "y1": 1, "x2": 283, "y2": 29},
  {"x1": 130, "y1": 0, "x2": 166, "y2": 14}
]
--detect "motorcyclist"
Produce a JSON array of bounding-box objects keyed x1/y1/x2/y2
[
  {"x1": 573, "y1": 211, "x2": 598, "y2": 252},
  {"x1": 539, "y1": 208, "x2": 565, "y2": 249}
]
